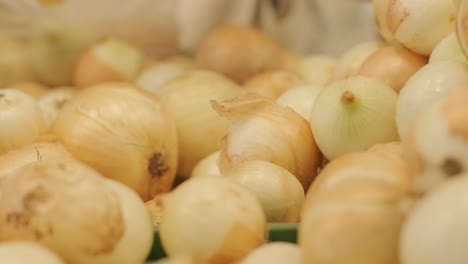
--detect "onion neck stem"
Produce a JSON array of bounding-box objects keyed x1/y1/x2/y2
[{"x1": 341, "y1": 91, "x2": 355, "y2": 105}]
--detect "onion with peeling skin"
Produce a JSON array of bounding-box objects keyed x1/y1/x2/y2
[
  {"x1": 243, "y1": 70, "x2": 304, "y2": 100},
  {"x1": 293, "y1": 55, "x2": 336, "y2": 85},
  {"x1": 52, "y1": 82, "x2": 178, "y2": 201},
  {"x1": 225, "y1": 160, "x2": 304, "y2": 223},
  {"x1": 74, "y1": 38, "x2": 145, "y2": 88},
  {"x1": 0, "y1": 241, "x2": 65, "y2": 264},
  {"x1": 0, "y1": 89, "x2": 45, "y2": 155},
  {"x1": 237, "y1": 242, "x2": 302, "y2": 264},
  {"x1": 211, "y1": 93, "x2": 321, "y2": 191},
  {"x1": 385, "y1": 0, "x2": 455, "y2": 56},
  {"x1": 299, "y1": 151, "x2": 413, "y2": 264},
  {"x1": 7, "y1": 82, "x2": 49, "y2": 98},
  {"x1": 276, "y1": 84, "x2": 325, "y2": 120},
  {"x1": 396, "y1": 60, "x2": 468, "y2": 141},
  {"x1": 357, "y1": 46, "x2": 428, "y2": 93},
  {"x1": 400, "y1": 175, "x2": 468, "y2": 264},
  {"x1": 0, "y1": 142, "x2": 71, "y2": 178},
  {"x1": 0, "y1": 158, "x2": 126, "y2": 264},
  {"x1": 429, "y1": 32, "x2": 467, "y2": 64},
  {"x1": 195, "y1": 24, "x2": 284, "y2": 83},
  {"x1": 191, "y1": 151, "x2": 221, "y2": 178},
  {"x1": 332, "y1": 41, "x2": 386, "y2": 81},
  {"x1": 404, "y1": 88, "x2": 468, "y2": 194},
  {"x1": 155, "y1": 70, "x2": 244, "y2": 179},
  {"x1": 38, "y1": 87, "x2": 78, "y2": 130},
  {"x1": 310, "y1": 76, "x2": 399, "y2": 161},
  {"x1": 159, "y1": 177, "x2": 267, "y2": 264}
]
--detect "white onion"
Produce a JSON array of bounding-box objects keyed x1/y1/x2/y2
[
  {"x1": 396, "y1": 60, "x2": 468, "y2": 141},
  {"x1": 191, "y1": 151, "x2": 221, "y2": 178},
  {"x1": 238, "y1": 242, "x2": 302, "y2": 264},
  {"x1": 0, "y1": 241, "x2": 65, "y2": 264},
  {"x1": 293, "y1": 55, "x2": 336, "y2": 85},
  {"x1": 225, "y1": 160, "x2": 305, "y2": 222},
  {"x1": 400, "y1": 174, "x2": 468, "y2": 264},
  {"x1": 310, "y1": 76, "x2": 399, "y2": 160},
  {"x1": 136, "y1": 62, "x2": 188, "y2": 94},
  {"x1": 0, "y1": 89, "x2": 45, "y2": 154},
  {"x1": 159, "y1": 177, "x2": 266, "y2": 263},
  {"x1": 429, "y1": 32, "x2": 467, "y2": 64},
  {"x1": 276, "y1": 84, "x2": 325, "y2": 120}
]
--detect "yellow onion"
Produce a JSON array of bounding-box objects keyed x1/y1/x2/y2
[
  {"x1": 404, "y1": 88, "x2": 468, "y2": 194},
  {"x1": 400, "y1": 175, "x2": 468, "y2": 264},
  {"x1": 224, "y1": 160, "x2": 305, "y2": 222},
  {"x1": 299, "y1": 151, "x2": 413, "y2": 264},
  {"x1": 7, "y1": 81, "x2": 49, "y2": 98},
  {"x1": 372, "y1": 0, "x2": 395, "y2": 43},
  {"x1": 159, "y1": 177, "x2": 266, "y2": 264},
  {"x1": 242, "y1": 70, "x2": 304, "y2": 100},
  {"x1": 52, "y1": 82, "x2": 178, "y2": 201},
  {"x1": 276, "y1": 84, "x2": 325, "y2": 120},
  {"x1": 212, "y1": 93, "x2": 321, "y2": 191},
  {"x1": 0, "y1": 89, "x2": 45, "y2": 154},
  {"x1": 191, "y1": 151, "x2": 221, "y2": 178},
  {"x1": 136, "y1": 60, "x2": 191, "y2": 94},
  {"x1": 155, "y1": 70, "x2": 244, "y2": 179},
  {"x1": 238, "y1": 242, "x2": 302, "y2": 264},
  {"x1": 0, "y1": 142, "x2": 71, "y2": 178},
  {"x1": 357, "y1": 46, "x2": 428, "y2": 93},
  {"x1": 293, "y1": 55, "x2": 336, "y2": 85},
  {"x1": 0, "y1": 241, "x2": 65, "y2": 264},
  {"x1": 38, "y1": 87, "x2": 78, "y2": 130},
  {"x1": 195, "y1": 24, "x2": 283, "y2": 83}
]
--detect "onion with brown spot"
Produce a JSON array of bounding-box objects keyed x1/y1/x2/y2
[
  {"x1": 159, "y1": 177, "x2": 267, "y2": 264},
  {"x1": 52, "y1": 82, "x2": 178, "y2": 201}
]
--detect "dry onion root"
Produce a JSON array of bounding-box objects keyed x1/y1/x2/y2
[
  {"x1": 242, "y1": 70, "x2": 304, "y2": 100},
  {"x1": 299, "y1": 151, "x2": 413, "y2": 264},
  {"x1": 195, "y1": 24, "x2": 284, "y2": 83},
  {"x1": 396, "y1": 60, "x2": 468, "y2": 141},
  {"x1": 211, "y1": 93, "x2": 321, "y2": 191},
  {"x1": 159, "y1": 177, "x2": 267, "y2": 264},
  {"x1": 400, "y1": 175, "x2": 468, "y2": 264},
  {"x1": 382, "y1": 0, "x2": 455, "y2": 56},
  {"x1": 52, "y1": 82, "x2": 178, "y2": 201},
  {"x1": 310, "y1": 76, "x2": 399, "y2": 161},
  {"x1": 155, "y1": 70, "x2": 244, "y2": 179},
  {"x1": 237, "y1": 242, "x2": 302, "y2": 264},
  {"x1": 0, "y1": 158, "x2": 152, "y2": 264},
  {"x1": 403, "y1": 88, "x2": 468, "y2": 194},
  {"x1": 0, "y1": 89, "x2": 45, "y2": 154},
  {"x1": 74, "y1": 38, "x2": 145, "y2": 88},
  {"x1": 0, "y1": 241, "x2": 65, "y2": 264},
  {"x1": 224, "y1": 160, "x2": 305, "y2": 223},
  {"x1": 0, "y1": 142, "x2": 71, "y2": 178},
  {"x1": 357, "y1": 46, "x2": 428, "y2": 93},
  {"x1": 191, "y1": 151, "x2": 221, "y2": 178}
]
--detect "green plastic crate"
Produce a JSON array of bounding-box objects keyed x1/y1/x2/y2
[{"x1": 147, "y1": 223, "x2": 298, "y2": 261}]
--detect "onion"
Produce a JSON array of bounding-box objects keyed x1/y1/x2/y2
[
  {"x1": 0, "y1": 36, "x2": 35, "y2": 86},
  {"x1": 243, "y1": 70, "x2": 304, "y2": 100},
  {"x1": 38, "y1": 87, "x2": 78, "y2": 130},
  {"x1": 0, "y1": 241, "x2": 65, "y2": 264},
  {"x1": 310, "y1": 76, "x2": 399, "y2": 160},
  {"x1": 191, "y1": 151, "x2": 221, "y2": 178},
  {"x1": 0, "y1": 89, "x2": 45, "y2": 154},
  {"x1": 159, "y1": 177, "x2": 266, "y2": 263},
  {"x1": 7, "y1": 81, "x2": 49, "y2": 98},
  {"x1": 0, "y1": 158, "x2": 126, "y2": 264},
  {"x1": 148, "y1": 256, "x2": 197, "y2": 264},
  {"x1": 385, "y1": 0, "x2": 455, "y2": 55},
  {"x1": 372, "y1": 0, "x2": 395, "y2": 43},
  {"x1": 225, "y1": 160, "x2": 304, "y2": 222},
  {"x1": 52, "y1": 82, "x2": 178, "y2": 201},
  {"x1": 429, "y1": 32, "x2": 467, "y2": 64},
  {"x1": 454, "y1": 0, "x2": 463, "y2": 9},
  {"x1": 293, "y1": 55, "x2": 336, "y2": 85},
  {"x1": 195, "y1": 24, "x2": 283, "y2": 83},
  {"x1": 456, "y1": 0, "x2": 468, "y2": 56},
  {"x1": 404, "y1": 88, "x2": 468, "y2": 194},
  {"x1": 357, "y1": 46, "x2": 428, "y2": 93},
  {"x1": 74, "y1": 38, "x2": 145, "y2": 88},
  {"x1": 276, "y1": 84, "x2": 325, "y2": 120},
  {"x1": 238, "y1": 242, "x2": 302, "y2": 264},
  {"x1": 299, "y1": 151, "x2": 412, "y2": 264},
  {"x1": 212, "y1": 93, "x2": 321, "y2": 191},
  {"x1": 332, "y1": 41, "x2": 386, "y2": 80},
  {"x1": 155, "y1": 70, "x2": 244, "y2": 179},
  {"x1": 400, "y1": 174, "x2": 468, "y2": 264},
  {"x1": 367, "y1": 141, "x2": 405, "y2": 168},
  {"x1": 0, "y1": 142, "x2": 71, "y2": 178},
  {"x1": 136, "y1": 61, "x2": 190, "y2": 94},
  {"x1": 145, "y1": 194, "x2": 166, "y2": 226},
  {"x1": 396, "y1": 61, "x2": 468, "y2": 141}
]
